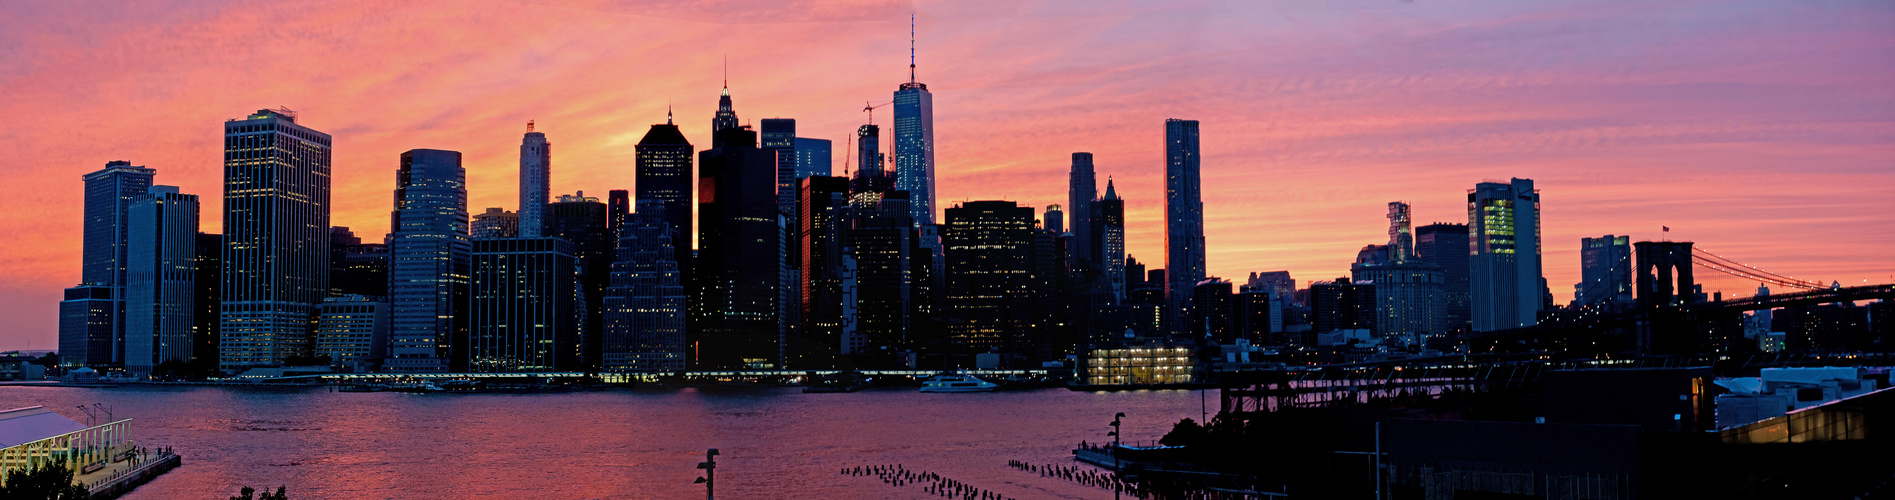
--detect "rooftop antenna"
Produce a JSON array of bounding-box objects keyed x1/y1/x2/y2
[
  {"x1": 722, "y1": 55, "x2": 729, "y2": 96},
  {"x1": 667, "y1": 100, "x2": 673, "y2": 125},
  {"x1": 527, "y1": 120, "x2": 535, "y2": 132},
  {"x1": 910, "y1": 13, "x2": 917, "y2": 83}
]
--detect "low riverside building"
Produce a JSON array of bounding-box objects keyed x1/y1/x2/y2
[{"x1": 1079, "y1": 341, "x2": 1197, "y2": 386}]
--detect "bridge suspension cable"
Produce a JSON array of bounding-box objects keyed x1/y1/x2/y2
[{"x1": 1689, "y1": 247, "x2": 1825, "y2": 290}]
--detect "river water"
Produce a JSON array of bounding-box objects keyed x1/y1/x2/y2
[{"x1": 0, "y1": 385, "x2": 1209, "y2": 499}]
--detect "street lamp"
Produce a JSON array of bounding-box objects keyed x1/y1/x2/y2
[
  {"x1": 694, "y1": 448, "x2": 719, "y2": 500},
  {"x1": 1108, "y1": 412, "x2": 1125, "y2": 500}
]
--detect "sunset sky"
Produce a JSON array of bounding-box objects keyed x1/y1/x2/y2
[{"x1": 3, "y1": 0, "x2": 1892, "y2": 351}]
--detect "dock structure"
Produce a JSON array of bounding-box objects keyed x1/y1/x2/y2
[{"x1": 0, "y1": 405, "x2": 178, "y2": 498}]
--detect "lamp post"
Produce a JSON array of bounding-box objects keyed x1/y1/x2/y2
[
  {"x1": 1108, "y1": 412, "x2": 1125, "y2": 500},
  {"x1": 694, "y1": 448, "x2": 719, "y2": 500}
]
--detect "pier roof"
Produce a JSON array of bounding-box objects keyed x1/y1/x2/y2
[{"x1": 0, "y1": 406, "x2": 86, "y2": 447}]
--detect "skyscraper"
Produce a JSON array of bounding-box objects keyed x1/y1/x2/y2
[
  {"x1": 892, "y1": 18, "x2": 936, "y2": 226},
  {"x1": 793, "y1": 137, "x2": 832, "y2": 179},
  {"x1": 796, "y1": 175, "x2": 852, "y2": 367},
  {"x1": 1415, "y1": 223, "x2": 1471, "y2": 334},
  {"x1": 123, "y1": 186, "x2": 198, "y2": 376},
  {"x1": 943, "y1": 201, "x2": 1044, "y2": 359},
  {"x1": 63, "y1": 160, "x2": 155, "y2": 366},
  {"x1": 761, "y1": 118, "x2": 798, "y2": 215},
  {"x1": 694, "y1": 127, "x2": 781, "y2": 370},
  {"x1": 1068, "y1": 153, "x2": 1097, "y2": 270},
  {"x1": 385, "y1": 149, "x2": 470, "y2": 373},
  {"x1": 193, "y1": 233, "x2": 221, "y2": 367},
  {"x1": 635, "y1": 116, "x2": 694, "y2": 271},
  {"x1": 1044, "y1": 205, "x2": 1065, "y2": 234},
  {"x1": 603, "y1": 201, "x2": 687, "y2": 372},
  {"x1": 1098, "y1": 179, "x2": 1127, "y2": 302},
  {"x1": 519, "y1": 123, "x2": 550, "y2": 237},
  {"x1": 221, "y1": 108, "x2": 332, "y2": 372},
  {"x1": 712, "y1": 76, "x2": 739, "y2": 148},
  {"x1": 1164, "y1": 119, "x2": 1206, "y2": 336},
  {"x1": 468, "y1": 237, "x2": 580, "y2": 372},
  {"x1": 547, "y1": 192, "x2": 611, "y2": 370},
  {"x1": 1468, "y1": 178, "x2": 1543, "y2": 332},
  {"x1": 1577, "y1": 235, "x2": 1633, "y2": 308}
]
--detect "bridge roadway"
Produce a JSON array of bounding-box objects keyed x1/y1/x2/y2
[
  {"x1": 1470, "y1": 284, "x2": 1895, "y2": 354},
  {"x1": 1213, "y1": 349, "x2": 1895, "y2": 415}
]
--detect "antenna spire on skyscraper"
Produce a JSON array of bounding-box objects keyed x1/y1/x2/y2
[
  {"x1": 722, "y1": 55, "x2": 729, "y2": 96},
  {"x1": 667, "y1": 100, "x2": 673, "y2": 125},
  {"x1": 910, "y1": 13, "x2": 917, "y2": 83}
]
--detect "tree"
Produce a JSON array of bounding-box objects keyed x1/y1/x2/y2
[
  {"x1": 0, "y1": 462, "x2": 91, "y2": 500},
  {"x1": 229, "y1": 485, "x2": 287, "y2": 500},
  {"x1": 1159, "y1": 418, "x2": 1208, "y2": 447}
]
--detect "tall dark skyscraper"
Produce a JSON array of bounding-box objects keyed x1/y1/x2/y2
[
  {"x1": 635, "y1": 115, "x2": 694, "y2": 272},
  {"x1": 761, "y1": 118, "x2": 798, "y2": 215},
  {"x1": 1469, "y1": 178, "x2": 1543, "y2": 332},
  {"x1": 1164, "y1": 119, "x2": 1206, "y2": 337},
  {"x1": 62, "y1": 160, "x2": 155, "y2": 366},
  {"x1": 1577, "y1": 235, "x2": 1633, "y2": 307},
  {"x1": 795, "y1": 176, "x2": 852, "y2": 367},
  {"x1": 123, "y1": 185, "x2": 198, "y2": 376},
  {"x1": 1098, "y1": 179, "x2": 1127, "y2": 303},
  {"x1": 893, "y1": 18, "x2": 936, "y2": 226},
  {"x1": 694, "y1": 127, "x2": 781, "y2": 370},
  {"x1": 943, "y1": 201, "x2": 1044, "y2": 359},
  {"x1": 793, "y1": 137, "x2": 832, "y2": 179},
  {"x1": 385, "y1": 149, "x2": 470, "y2": 373},
  {"x1": 547, "y1": 192, "x2": 611, "y2": 370},
  {"x1": 220, "y1": 109, "x2": 332, "y2": 372},
  {"x1": 468, "y1": 238, "x2": 579, "y2": 372},
  {"x1": 1416, "y1": 223, "x2": 1471, "y2": 334},
  {"x1": 519, "y1": 123, "x2": 550, "y2": 238},
  {"x1": 603, "y1": 200, "x2": 687, "y2": 372},
  {"x1": 193, "y1": 232, "x2": 222, "y2": 367},
  {"x1": 1068, "y1": 152, "x2": 1097, "y2": 270}
]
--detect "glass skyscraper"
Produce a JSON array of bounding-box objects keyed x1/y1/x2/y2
[
  {"x1": 893, "y1": 79, "x2": 935, "y2": 225},
  {"x1": 1469, "y1": 178, "x2": 1543, "y2": 332},
  {"x1": 220, "y1": 109, "x2": 332, "y2": 372},
  {"x1": 761, "y1": 118, "x2": 798, "y2": 215},
  {"x1": 385, "y1": 149, "x2": 470, "y2": 373},
  {"x1": 793, "y1": 137, "x2": 832, "y2": 179},
  {"x1": 1416, "y1": 223, "x2": 1471, "y2": 334},
  {"x1": 123, "y1": 186, "x2": 199, "y2": 376},
  {"x1": 468, "y1": 238, "x2": 579, "y2": 372},
  {"x1": 1164, "y1": 119, "x2": 1206, "y2": 336},
  {"x1": 62, "y1": 160, "x2": 155, "y2": 366},
  {"x1": 1577, "y1": 235, "x2": 1634, "y2": 307}
]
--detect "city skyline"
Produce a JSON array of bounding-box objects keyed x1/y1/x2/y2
[{"x1": 4, "y1": 1, "x2": 1894, "y2": 350}]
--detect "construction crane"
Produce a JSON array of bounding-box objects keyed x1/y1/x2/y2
[{"x1": 863, "y1": 101, "x2": 892, "y2": 125}]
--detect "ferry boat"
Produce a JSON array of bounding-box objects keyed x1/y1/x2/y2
[{"x1": 918, "y1": 374, "x2": 999, "y2": 393}]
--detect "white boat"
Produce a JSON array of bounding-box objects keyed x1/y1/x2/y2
[{"x1": 919, "y1": 374, "x2": 999, "y2": 393}]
